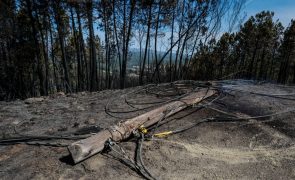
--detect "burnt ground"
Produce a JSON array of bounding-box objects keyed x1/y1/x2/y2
[{"x1": 0, "y1": 80, "x2": 295, "y2": 180}]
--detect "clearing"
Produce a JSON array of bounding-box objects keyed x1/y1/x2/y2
[{"x1": 0, "y1": 80, "x2": 295, "y2": 179}]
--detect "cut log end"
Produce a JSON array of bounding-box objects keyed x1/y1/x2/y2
[
  {"x1": 67, "y1": 144, "x2": 84, "y2": 164},
  {"x1": 68, "y1": 130, "x2": 112, "y2": 163}
]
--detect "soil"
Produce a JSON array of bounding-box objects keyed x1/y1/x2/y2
[{"x1": 0, "y1": 81, "x2": 295, "y2": 180}]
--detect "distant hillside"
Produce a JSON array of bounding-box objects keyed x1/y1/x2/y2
[{"x1": 127, "y1": 49, "x2": 176, "y2": 68}]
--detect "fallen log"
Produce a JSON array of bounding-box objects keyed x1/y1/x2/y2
[{"x1": 68, "y1": 88, "x2": 216, "y2": 163}]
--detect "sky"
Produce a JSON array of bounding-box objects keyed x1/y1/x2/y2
[
  {"x1": 95, "y1": 0, "x2": 295, "y2": 51},
  {"x1": 244, "y1": 0, "x2": 295, "y2": 27}
]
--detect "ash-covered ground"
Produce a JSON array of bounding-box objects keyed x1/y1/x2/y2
[{"x1": 0, "y1": 80, "x2": 295, "y2": 180}]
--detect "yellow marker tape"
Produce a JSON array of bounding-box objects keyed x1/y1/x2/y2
[
  {"x1": 153, "y1": 131, "x2": 173, "y2": 138},
  {"x1": 138, "y1": 125, "x2": 148, "y2": 134}
]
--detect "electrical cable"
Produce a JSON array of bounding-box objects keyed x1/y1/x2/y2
[
  {"x1": 221, "y1": 86, "x2": 295, "y2": 101},
  {"x1": 106, "y1": 139, "x2": 156, "y2": 180},
  {"x1": 105, "y1": 82, "x2": 207, "y2": 119},
  {"x1": 0, "y1": 134, "x2": 90, "y2": 145},
  {"x1": 153, "y1": 93, "x2": 223, "y2": 129},
  {"x1": 151, "y1": 107, "x2": 295, "y2": 138},
  {"x1": 136, "y1": 133, "x2": 157, "y2": 180}
]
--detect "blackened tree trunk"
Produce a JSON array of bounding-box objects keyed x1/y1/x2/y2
[
  {"x1": 154, "y1": 1, "x2": 161, "y2": 83},
  {"x1": 25, "y1": 0, "x2": 46, "y2": 95},
  {"x1": 139, "y1": 3, "x2": 152, "y2": 85},
  {"x1": 112, "y1": 0, "x2": 122, "y2": 78},
  {"x1": 48, "y1": 16, "x2": 59, "y2": 92},
  {"x1": 169, "y1": 9, "x2": 175, "y2": 82},
  {"x1": 33, "y1": 0, "x2": 49, "y2": 95},
  {"x1": 70, "y1": 6, "x2": 82, "y2": 91},
  {"x1": 76, "y1": 6, "x2": 88, "y2": 90},
  {"x1": 86, "y1": 1, "x2": 98, "y2": 91},
  {"x1": 247, "y1": 39, "x2": 259, "y2": 79},
  {"x1": 53, "y1": 1, "x2": 70, "y2": 92},
  {"x1": 121, "y1": 0, "x2": 136, "y2": 88}
]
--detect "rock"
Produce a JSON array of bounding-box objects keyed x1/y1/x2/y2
[
  {"x1": 57, "y1": 92, "x2": 65, "y2": 96},
  {"x1": 30, "y1": 117, "x2": 37, "y2": 122},
  {"x1": 58, "y1": 126, "x2": 68, "y2": 132},
  {"x1": 77, "y1": 106, "x2": 85, "y2": 111},
  {"x1": 24, "y1": 97, "x2": 44, "y2": 104},
  {"x1": 12, "y1": 120, "x2": 21, "y2": 125},
  {"x1": 67, "y1": 93, "x2": 78, "y2": 98},
  {"x1": 72, "y1": 122, "x2": 80, "y2": 128},
  {"x1": 89, "y1": 102, "x2": 96, "y2": 105},
  {"x1": 85, "y1": 119, "x2": 96, "y2": 125},
  {"x1": 83, "y1": 155, "x2": 107, "y2": 172},
  {"x1": 74, "y1": 126, "x2": 101, "y2": 135},
  {"x1": 46, "y1": 128, "x2": 55, "y2": 135}
]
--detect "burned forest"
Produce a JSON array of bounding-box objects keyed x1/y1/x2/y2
[{"x1": 0, "y1": 0, "x2": 295, "y2": 180}]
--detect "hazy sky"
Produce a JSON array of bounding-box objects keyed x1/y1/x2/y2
[
  {"x1": 244, "y1": 0, "x2": 295, "y2": 27},
  {"x1": 95, "y1": 0, "x2": 295, "y2": 50}
]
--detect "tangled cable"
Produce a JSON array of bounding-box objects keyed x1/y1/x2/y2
[{"x1": 106, "y1": 134, "x2": 157, "y2": 180}]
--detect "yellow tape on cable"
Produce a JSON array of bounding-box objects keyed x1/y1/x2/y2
[
  {"x1": 138, "y1": 125, "x2": 148, "y2": 134},
  {"x1": 153, "y1": 131, "x2": 173, "y2": 138}
]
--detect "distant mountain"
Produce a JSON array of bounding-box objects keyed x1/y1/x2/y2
[{"x1": 127, "y1": 49, "x2": 176, "y2": 68}]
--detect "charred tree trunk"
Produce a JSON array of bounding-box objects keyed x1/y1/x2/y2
[
  {"x1": 76, "y1": 6, "x2": 88, "y2": 90},
  {"x1": 53, "y1": 1, "x2": 70, "y2": 92},
  {"x1": 25, "y1": 0, "x2": 46, "y2": 95},
  {"x1": 247, "y1": 39, "x2": 259, "y2": 79},
  {"x1": 258, "y1": 47, "x2": 266, "y2": 79},
  {"x1": 33, "y1": 0, "x2": 49, "y2": 95},
  {"x1": 86, "y1": 1, "x2": 98, "y2": 91},
  {"x1": 139, "y1": 3, "x2": 152, "y2": 85},
  {"x1": 70, "y1": 7, "x2": 82, "y2": 91},
  {"x1": 169, "y1": 10, "x2": 175, "y2": 82},
  {"x1": 121, "y1": 0, "x2": 136, "y2": 88},
  {"x1": 112, "y1": 0, "x2": 122, "y2": 81},
  {"x1": 48, "y1": 16, "x2": 59, "y2": 92},
  {"x1": 154, "y1": 1, "x2": 161, "y2": 83}
]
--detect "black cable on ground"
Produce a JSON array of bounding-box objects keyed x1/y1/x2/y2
[
  {"x1": 221, "y1": 86, "x2": 295, "y2": 101},
  {"x1": 136, "y1": 133, "x2": 157, "y2": 180},
  {"x1": 152, "y1": 107, "x2": 295, "y2": 138},
  {"x1": 106, "y1": 139, "x2": 156, "y2": 180},
  {"x1": 104, "y1": 84, "x2": 157, "y2": 118},
  {"x1": 0, "y1": 81, "x2": 215, "y2": 147},
  {"x1": 152, "y1": 93, "x2": 223, "y2": 129},
  {"x1": 105, "y1": 82, "x2": 207, "y2": 119},
  {"x1": 0, "y1": 134, "x2": 90, "y2": 146}
]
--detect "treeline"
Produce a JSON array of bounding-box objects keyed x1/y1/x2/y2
[
  {"x1": 1, "y1": 1, "x2": 295, "y2": 101},
  {"x1": 188, "y1": 11, "x2": 295, "y2": 83},
  {"x1": 0, "y1": 0, "x2": 244, "y2": 100}
]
